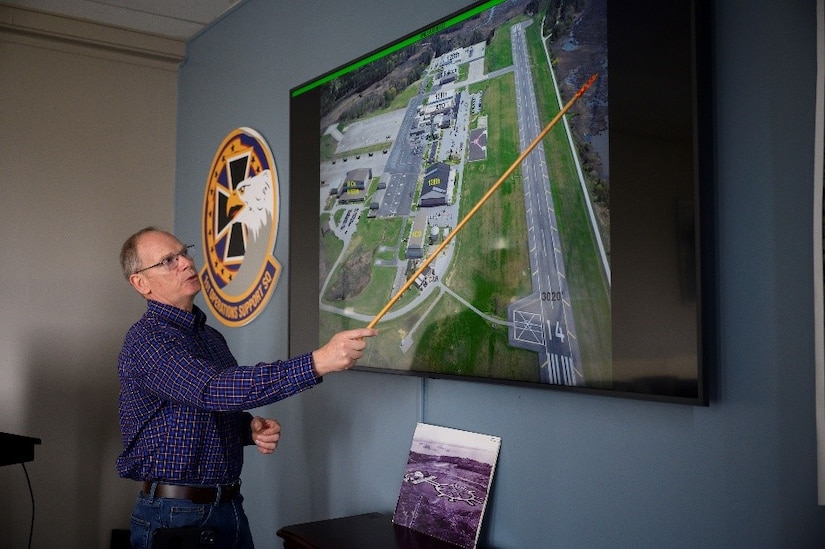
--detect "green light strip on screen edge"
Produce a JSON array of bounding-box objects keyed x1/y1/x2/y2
[{"x1": 291, "y1": 0, "x2": 506, "y2": 97}]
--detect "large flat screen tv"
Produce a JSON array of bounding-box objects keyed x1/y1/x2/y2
[{"x1": 289, "y1": 0, "x2": 713, "y2": 405}]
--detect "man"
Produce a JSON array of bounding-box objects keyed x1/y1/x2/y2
[{"x1": 117, "y1": 227, "x2": 376, "y2": 548}]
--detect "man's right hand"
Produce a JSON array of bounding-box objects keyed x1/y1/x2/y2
[{"x1": 311, "y1": 328, "x2": 378, "y2": 376}]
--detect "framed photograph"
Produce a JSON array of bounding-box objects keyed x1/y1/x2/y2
[
  {"x1": 393, "y1": 423, "x2": 500, "y2": 549},
  {"x1": 289, "y1": 0, "x2": 714, "y2": 405}
]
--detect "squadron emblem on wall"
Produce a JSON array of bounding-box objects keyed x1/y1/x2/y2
[{"x1": 200, "y1": 127, "x2": 281, "y2": 327}]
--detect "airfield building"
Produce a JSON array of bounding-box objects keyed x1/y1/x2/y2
[
  {"x1": 336, "y1": 167, "x2": 371, "y2": 204},
  {"x1": 419, "y1": 162, "x2": 453, "y2": 208},
  {"x1": 406, "y1": 210, "x2": 429, "y2": 259}
]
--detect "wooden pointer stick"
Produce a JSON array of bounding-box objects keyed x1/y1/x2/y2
[{"x1": 366, "y1": 73, "x2": 598, "y2": 329}]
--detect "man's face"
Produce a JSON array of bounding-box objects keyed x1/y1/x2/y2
[{"x1": 130, "y1": 231, "x2": 201, "y2": 311}]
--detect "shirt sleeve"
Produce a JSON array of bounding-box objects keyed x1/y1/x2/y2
[
  {"x1": 126, "y1": 326, "x2": 321, "y2": 412},
  {"x1": 203, "y1": 353, "x2": 322, "y2": 410},
  {"x1": 241, "y1": 411, "x2": 254, "y2": 446}
]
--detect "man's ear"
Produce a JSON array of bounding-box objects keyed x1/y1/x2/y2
[{"x1": 129, "y1": 273, "x2": 151, "y2": 297}]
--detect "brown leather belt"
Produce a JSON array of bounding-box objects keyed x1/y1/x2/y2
[{"x1": 142, "y1": 481, "x2": 241, "y2": 504}]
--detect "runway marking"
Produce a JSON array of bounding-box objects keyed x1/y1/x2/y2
[
  {"x1": 548, "y1": 353, "x2": 574, "y2": 385},
  {"x1": 512, "y1": 309, "x2": 544, "y2": 345}
]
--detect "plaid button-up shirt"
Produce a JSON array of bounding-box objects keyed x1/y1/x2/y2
[{"x1": 116, "y1": 300, "x2": 319, "y2": 484}]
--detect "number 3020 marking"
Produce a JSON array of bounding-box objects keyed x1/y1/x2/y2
[{"x1": 541, "y1": 291, "x2": 563, "y2": 302}]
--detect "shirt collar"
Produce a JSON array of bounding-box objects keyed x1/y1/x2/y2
[{"x1": 146, "y1": 300, "x2": 207, "y2": 332}]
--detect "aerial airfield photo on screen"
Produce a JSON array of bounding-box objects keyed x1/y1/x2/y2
[{"x1": 317, "y1": 0, "x2": 610, "y2": 388}]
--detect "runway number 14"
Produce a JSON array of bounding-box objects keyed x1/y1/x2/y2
[{"x1": 548, "y1": 320, "x2": 566, "y2": 343}]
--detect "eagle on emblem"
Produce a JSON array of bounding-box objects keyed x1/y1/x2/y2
[{"x1": 222, "y1": 168, "x2": 275, "y2": 294}]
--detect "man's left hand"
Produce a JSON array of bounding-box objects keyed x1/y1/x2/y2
[{"x1": 250, "y1": 416, "x2": 281, "y2": 455}]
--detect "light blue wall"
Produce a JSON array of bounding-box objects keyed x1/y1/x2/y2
[{"x1": 174, "y1": 0, "x2": 825, "y2": 547}]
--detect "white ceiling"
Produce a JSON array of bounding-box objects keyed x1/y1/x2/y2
[{"x1": 1, "y1": 0, "x2": 243, "y2": 41}]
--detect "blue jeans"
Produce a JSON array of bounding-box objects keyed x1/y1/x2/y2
[{"x1": 130, "y1": 483, "x2": 254, "y2": 548}]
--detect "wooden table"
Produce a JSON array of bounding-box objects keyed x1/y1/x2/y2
[{"x1": 276, "y1": 512, "x2": 463, "y2": 549}]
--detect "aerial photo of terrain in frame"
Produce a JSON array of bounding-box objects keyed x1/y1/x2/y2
[
  {"x1": 393, "y1": 423, "x2": 501, "y2": 549},
  {"x1": 289, "y1": 0, "x2": 713, "y2": 405}
]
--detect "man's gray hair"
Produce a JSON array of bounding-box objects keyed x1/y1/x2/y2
[{"x1": 119, "y1": 226, "x2": 171, "y2": 280}]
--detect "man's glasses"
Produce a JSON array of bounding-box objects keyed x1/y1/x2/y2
[{"x1": 134, "y1": 244, "x2": 194, "y2": 274}]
